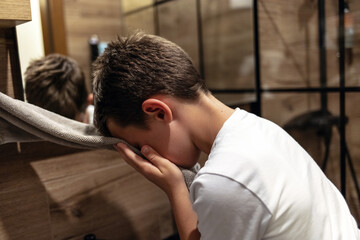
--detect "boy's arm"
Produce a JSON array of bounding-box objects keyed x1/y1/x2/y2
[{"x1": 115, "y1": 143, "x2": 200, "y2": 240}]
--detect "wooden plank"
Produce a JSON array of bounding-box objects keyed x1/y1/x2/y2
[
  {"x1": 30, "y1": 147, "x2": 176, "y2": 240},
  {"x1": 0, "y1": 28, "x2": 24, "y2": 100},
  {"x1": 0, "y1": 186, "x2": 52, "y2": 240},
  {"x1": 45, "y1": 167, "x2": 172, "y2": 239},
  {"x1": 0, "y1": 143, "x2": 53, "y2": 240},
  {"x1": 122, "y1": 0, "x2": 153, "y2": 13},
  {"x1": 50, "y1": 0, "x2": 67, "y2": 55},
  {"x1": 30, "y1": 149, "x2": 121, "y2": 182},
  {"x1": 258, "y1": 0, "x2": 320, "y2": 89},
  {"x1": 0, "y1": 0, "x2": 31, "y2": 28},
  {"x1": 158, "y1": 0, "x2": 199, "y2": 70},
  {"x1": 201, "y1": 0, "x2": 254, "y2": 89},
  {"x1": 0, "y1": 142, "x2": 176, "y2": 239},
  {"x1": 40, "y1": 0, "x2": 67, "y2": 55},
  {"x1": 63, "y1": 0, "x2": 123, "y2": 91}
]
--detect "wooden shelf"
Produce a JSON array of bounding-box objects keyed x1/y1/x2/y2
[{"x1": 0, "y1": 0, "x2": 31, "y2": 28}]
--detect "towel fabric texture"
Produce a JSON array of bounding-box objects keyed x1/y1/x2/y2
[{"x1": 0, "y1": 92, "x2": 198, "y2": 188}]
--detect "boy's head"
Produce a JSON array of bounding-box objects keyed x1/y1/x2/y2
[
  {"x1": 92, "y1": 33, "x2": 208, "y2": 136},
  {"x1": 25, "y1": 54, "x2": 88, "y2": 120}
]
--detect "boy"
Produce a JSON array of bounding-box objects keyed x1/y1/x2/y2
[
  {"x1": 25, "y1": 54, "x2": 94, "y2": 123},
  {"x1": 92, "y1": 33, "x2": 359, "y2": 240}
]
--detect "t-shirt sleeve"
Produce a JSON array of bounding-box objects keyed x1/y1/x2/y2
[{"x1": 190, "y1": 173, "x2": 272, "y2": 240}]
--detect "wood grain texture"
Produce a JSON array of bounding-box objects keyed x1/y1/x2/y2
[
  {"x1": 0, "y1": 28, "x2": 24, "y2": 100},
  {"x1": 63, "y1": 0, "x2": 123, "y2": 92},
  {"x1": 0, "y1": 142, "x2": 176, "y2": 240},
  {"x1": 34, "y1": 147, "x2": 174, "y2": 240},
  {"x1": 0, "y1": 0, "x2": 31, "y2": 27},
  {"x1": 201, "y1": 0, "x2": 255, "y2": 90},
  {"x1": 0, "y1": 143, "x2": 53, "y2": 240},
  {"x1": 158, "y1": 0, "x2": 199, "y2": 70}
]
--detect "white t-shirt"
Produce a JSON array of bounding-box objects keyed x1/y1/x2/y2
[
  {"x1": 190, "y1": 108, "x2": 359, "y2": 240},
  {"x1": 86, "y1": 104, "x2": 94, "y2": 125}
]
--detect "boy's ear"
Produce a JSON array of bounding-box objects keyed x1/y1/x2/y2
[{"x1": 142, "y1": 98, "x2": 173, "y2": 123}]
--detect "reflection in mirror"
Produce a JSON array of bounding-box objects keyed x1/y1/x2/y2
[
  {"x1": 201, "y1": 0, "x2": 254, "y2": 90},
  {"x1": 62, "y1": 0, "x2": 123, "y2": 92},
  {"x1": 121, "y1": 0, "x2": 153, "y2": 14},
  {"x1": 43, "y1": 0, "x2": 256, "y2": 108},
  {"x1": 120, "y1": 0, "x2": 255, "y2": 106},
  {"x1": 158, "y1": 0, "x2": 200, "y2": 70},
  {"x1": 24, "y1": 54, "x2": 94, "y2": 124},
  {"x1": 123, "y1": 7, "x2": 155, "y2": 35}
]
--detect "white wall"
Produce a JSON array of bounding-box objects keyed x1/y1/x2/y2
[{"x1": 16, "y1": 0, "x2": 45, "y2": 82}]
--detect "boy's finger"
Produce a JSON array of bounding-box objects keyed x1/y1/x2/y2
[
  {"x1": 117, "y1": 143, "x2": 142, "y2": 162},
  {"x1": 115, "y1": 143, "x2": 139, "y2": 170},
  {"x1": 141, "y1": 145, "x2": 166, "y2": 169},
  {"x1": 117, "y1": 143, "x2": 161, "y2": 175}
]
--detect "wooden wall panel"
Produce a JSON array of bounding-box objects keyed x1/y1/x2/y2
[
  {"x1": 0, "y1": 0, "x2": 31, "y2": 28},
  {"x1": 0, "y1": 143, "x2": 53, "y2": 240},
  {"x1": 201, "y1": 0, "x2": 254, "y2": 90},
  {"x1": 0, "y1": 142, "x2": 176, "y2": 240},
  {"x1": 158, "y1": 0, "x2": 199, "y2": 70},
  {"x1": 345, "y1": 0, "x2": 360, "y2": 85},
  {"x1": 38, "y1": 148, "x2": 174, "y2": 240},
  {"x1": 63, "y1": 0, "x2": 123, "y2": 92},
  {"x1": 258, "y1": 0, "x2": 320, "y2": 89},
  {"x1": 0, "y1": 28, "x2": 24, "y2": 100},
  {"x1": 40, "y1": 0, "x2": 68, "y2": 55},
  {"x1": 123, "y1": 8, "x2": 155, "y2": 35},
  {"x1": 31, "y1": 148, "x2": 173, "y2": 240},
  {"x1": 0, "y1": 186, "x2": 52, "y2": 240}
]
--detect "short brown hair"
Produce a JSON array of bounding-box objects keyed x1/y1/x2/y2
[
  {"x1": 92, "y1": 33, "x2": 208, "y2": 136},
  {"x1": 25, "y1": 54, "x2": 88, "y2": 119}
]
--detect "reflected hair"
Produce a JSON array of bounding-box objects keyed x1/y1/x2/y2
[
  {"x1": 92, "y1": 32, "x2": 208, "y2": 136},
  {"x1": 25, "y1": 54, "x2": 88, "y2": 119}
]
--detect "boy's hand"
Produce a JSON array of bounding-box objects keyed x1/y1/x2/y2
[
  {"x1": 115, "y1": 143, "x2": 201, "y2": 240},
  {"x1": 114, "y1": 143, "x2": 185, "y2": 197}
]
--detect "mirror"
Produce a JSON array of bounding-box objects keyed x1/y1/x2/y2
[{"x1": 40, "y1": 0, "x2": 255, "y2": 106}]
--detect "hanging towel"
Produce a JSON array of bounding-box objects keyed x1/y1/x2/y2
[{"x1": 0, "y1": 92, "x2": 198, "y2": 188}]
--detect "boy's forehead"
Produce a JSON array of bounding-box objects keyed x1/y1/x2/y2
[
  {"x1": 106, "y1": 118, "x2": 140, "y2": 141},
  {"x1": 106, "y1": 118, "x2": 123, "y2": 137}
]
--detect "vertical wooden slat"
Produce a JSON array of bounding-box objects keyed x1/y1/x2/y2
[
  {"x1": 0, "y1": 28, "x2": 24, "y2": 100},
  {"x1": 40, "y1": 0, "x2": 67, "y2": 55}
]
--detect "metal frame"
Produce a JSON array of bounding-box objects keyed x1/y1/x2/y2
[
  {"x1": 338, "y1": 0, "x2": 347, "y2": 196},
  {"x1": 250, "y1": 0, "x2": 352, "y2": 198}
]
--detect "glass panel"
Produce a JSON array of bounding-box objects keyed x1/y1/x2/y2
[
  {"x1": 345, "y1": 92, "x2": 360, "y2": 222},
  {"x1": 123, "y1": 8, "x2": 155, "y2": 35},
  {"x1": 122, "y1": 0, "x2": 153, "y2": 13},
  {"x1": 213, "y1": 93, "x2": 255, "y2": 107},
  {"x1": 262, "y1": 92, "x2": 323, "y2": 168},
  {"x1": 262, "y1": 91, "x2": 360, "y2": 223},
  {"x1": 201, "y1": 0, "x2": 255, "y2": 90},
  {"x1": 157, "y1": 0, "x2": 200, "y2": 70},
  {"x1": 344, "y1": 1, "x2": 360, "y2": 87},
  {"x1": 262, "y1": 92, "x2": 321, "y2": 127},
  {"x1": 259, "y1": 1, "x2": 320, "y2": 89},
  {"x1": 324, "y1": 0, "x2": 339, "y2": 88}
]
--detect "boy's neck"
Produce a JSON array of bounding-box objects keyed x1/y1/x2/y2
[{"x1": 175, "y1": 92, "x2": 235, "y2": 155}]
